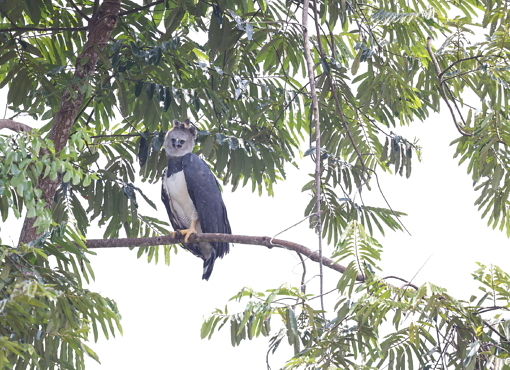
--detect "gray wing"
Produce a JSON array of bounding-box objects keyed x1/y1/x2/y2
[{"x1": 182, "y1": 153, "x2": 231, "y2": 258}]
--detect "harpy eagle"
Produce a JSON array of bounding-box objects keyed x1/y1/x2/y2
[{"x1": 161, "y1": 119, "x2": 231, "y2": 280}]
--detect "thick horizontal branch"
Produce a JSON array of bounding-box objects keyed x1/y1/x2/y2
[
  {"x1": 1, "y1": 26, "x2": 87, "y2": 33},
  {"x1": 86, "y1": 233, "x2": 365, "y2": 282},
  {"x1": 0, "y1": 119, "x2": 33, "y2": 133}
]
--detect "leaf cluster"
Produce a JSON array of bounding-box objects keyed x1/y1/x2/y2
[
  {"x1": 0, "y1": 224, "x2": 121, "y2": 370},
  {"x1": 206, "y1": 260, "x2": 510, "y2": 369}
]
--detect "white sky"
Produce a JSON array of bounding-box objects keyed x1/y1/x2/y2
[
  {"x1": 2, "y1": 88, "x2": 510, "y2": 370},
  {"x1": 78, "y1": 107, "x2": 510, "y2": 370}
]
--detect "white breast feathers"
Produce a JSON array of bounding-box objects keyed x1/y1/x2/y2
[{"x1": 163, "y1": 171, "x2": 200, "y2": 228}]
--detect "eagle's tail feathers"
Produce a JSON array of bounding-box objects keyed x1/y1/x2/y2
[{"x1": 202, "y1": 249, "x2": 217, "y2": 281}]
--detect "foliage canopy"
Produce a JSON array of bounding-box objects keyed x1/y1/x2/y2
[{"x1": 1, "y1": 0, "x2": 510, "y2": 369}]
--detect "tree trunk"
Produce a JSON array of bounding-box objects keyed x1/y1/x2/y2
[{"x1": 18, "y1": 0, "x2": 122, "y2": 245}]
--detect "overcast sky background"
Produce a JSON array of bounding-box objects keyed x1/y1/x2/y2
[
  {"x1": 3, "y1": 98, "x2": 510, "y2": 369},
  {"x1": 85, "y1": 109, "x2": 510, "y2": 369}
]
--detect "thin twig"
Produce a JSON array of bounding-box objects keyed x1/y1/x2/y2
[
  {"x1": 90, "y1": 133, "x2": 142, "y2": 139},
  {"x1": 483, "y1": 320, "x2": 510, "y2": 343},
  {"x1": 302, "y1": 0, "x2": 325, "y2": 315},
  {"x1": 369, "y1": 169, "x2": 411, "y2": 236},
  {"x1": 398, "y1": 254, "x2": 433, "y2": 300},
  {"x1": 442, "y1": 68, "x2": 480, "y2": 82},
  {"x1": 269, "y1": 215, "x2": 315, "y2": 297},
  {"x1": 68, "y1": 0, "x2": 90, "y2": 20},
  {"x1": 426, "y1": 37, "x2": 472, "y2": 137},
  {"x1": 382, "y1": 276, "x2": 419, "y2": 290},
  {"x1": 310, "y1": 15, "x2": 367, "y2": 170},
  {"x1": 435, "y1": 323, "x2": 448, "y2": 370},
  {"x1": 119, "y1": 0, "x2": 165, "y2": 16},
  {"x1": 270, "y1": 214, "x2": 317, "y2": 240},
  {"x1": 438, "y1": 54, "x2": 484, "y2": 80},
  {"x1": 296, "y1": 252, "x2": 307, "y2": 296},
  {"x1": 477, "y1": 306, "x2": 510, "y2": 314}
]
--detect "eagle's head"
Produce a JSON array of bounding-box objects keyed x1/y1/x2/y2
[{"x1": 164, "y1": 119, "x2": 197, "y2": 157}]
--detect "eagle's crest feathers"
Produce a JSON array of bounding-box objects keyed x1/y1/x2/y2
[{"x1": 172, "y1": 118, "x2": 196, "y2": 137}]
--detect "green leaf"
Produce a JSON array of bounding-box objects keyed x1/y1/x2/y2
[
  {"x1": 201, "y1": 316, "x2": 215, "y2": 339},
  {"x1": 134, "y1": 80, "x2": 144, "y2": 97},
  {"x1": 351, "y1": 50, "x2": 362, "y2": 75},
  {"x1": 138, "y1": 135, "x2": 149, "y2": 167},
  {"x1": 463, "y1": 341, "x2": 479, "y2": 370},
  {"x1": 24, "y1": 0, "x2": 41, "y2": 25},
  {"x1": 63, "y1": 171, "x2": 72, "y2": 183},
  {"x1": 193, "y1": 90, "x2": 201, "y2": 112},
  {"x1": 163, "y1": 86, "x2": 172, "y2": 112},
  {"x1": 201, "y1": 135, "x2": 215, "y2": 158},
  {"x1": 146, "y1": 82, "x2": 155, "y2": 100},
  {"x1": 46, "y1": 65, "x2": 66, "y2": 76}
]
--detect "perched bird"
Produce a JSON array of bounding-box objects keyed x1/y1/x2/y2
[{"x1": 161, "y1": 119, "x2": 231, "y2": 280}]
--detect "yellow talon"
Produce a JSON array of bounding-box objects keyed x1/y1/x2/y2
[{"x1": 178, "y1": 220, "x2": 198, "y2": 243}]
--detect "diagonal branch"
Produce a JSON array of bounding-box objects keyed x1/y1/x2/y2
[
  {"x1": 85, "y1": 233, "x2": 366, "y2": 282},
  {"x1": 68, "y1": 0, "x2": 91, "y2": 21},
  {"x1": 119, "y1": 0, "x2": 164, "y2": 16},
  {"x1": 0, "y1": 119, "x2": 33, "y2": 133},
  {"x1": 426, "y1": 37, "x2": 472, "y2": 138}
]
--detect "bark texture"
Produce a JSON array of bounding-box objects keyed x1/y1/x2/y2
[
  {"x1": 85, "y1": 233, "x2": 366, "y2": 282},
  {"x1": 18, "y1": 0, "x2": 122, "y2": 245},
  {"x1": 0, "y1": 119, "x2": 33, "y2": 132}
]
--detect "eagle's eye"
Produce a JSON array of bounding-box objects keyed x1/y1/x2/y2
[{"x1": 170, "y1": 138, "x2": 186, "y2": 148}]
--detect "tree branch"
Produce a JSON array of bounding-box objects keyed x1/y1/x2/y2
[
  {"x1": 482, "y1": 320, "x2": 510, "y2": 343},
  {"x1": 438, "y1": 54, "x2": 484, "y2": 81},
  {"x1": 426, "y1": 37, "x2": 472, "y2": 138},
  {"x1": 85, "y1": 233, "x2": 366, "y2": 282},
  {"x1": 90, "y1": 133, "x2": 141, "y2": 139},
  {"x1": 0, "y1": 26, "x2": 87, "y2": 33},
  {"x1": 18, "y1": 0, "x2": 122, "y2": 246},
  {"x1": 0, "y1": 119, "x2": 33, "y2": 133},
  {"x1": 68, "y1": 0, "x2": 91, "y2": 21},
  {"x1": 119, "y1": 0, "x2": 164, "y2": 16},
  {"x1": 302, "y1": 0, "x2": 326, "y2": 313}
]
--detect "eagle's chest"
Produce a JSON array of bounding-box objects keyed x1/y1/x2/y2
[{"x1": 163, "y1": 170, "x2": 198, "y2": 227}]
